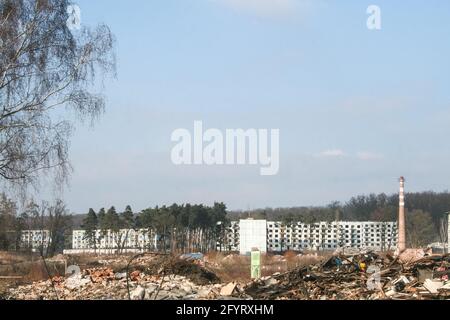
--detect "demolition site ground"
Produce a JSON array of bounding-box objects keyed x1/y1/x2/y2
[{"x1": 0, "y1": 250, "x2": 449, "y2": 300}]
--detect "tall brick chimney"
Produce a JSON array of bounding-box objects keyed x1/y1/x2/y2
[{"x1": 398, "y1": 176, "x2": 406, "y2": 252}]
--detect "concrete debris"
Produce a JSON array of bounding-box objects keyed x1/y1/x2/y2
[
  {"x1": 264, "y1": 277, "x2": 279, "y2": 287},
  {"x1": 220, "y1": 282, "x2": 237, "y2": 296},
  {"x1": 130, "y1": 286, "x2": 146, "y2": 300},
  {"x1": 5, "y1": 270, "x2": 228, "y2": 300},
  {"x1": 398, "y1": 249, "x2": 426, "y2": 264},
  {"x1": 65, "y1": 274, "x2": 91, "y2": 290},
  {"x1": 4, "y1": 256, "x2": 234, "y2": 300},
  {"x1": 423, "y1": 279, "x2": 444, "y2": 294},
  {"x1": 114, "y1": 272, "x2": 127, "y2": 280}
]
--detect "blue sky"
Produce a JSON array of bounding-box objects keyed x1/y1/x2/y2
[{"x1": 52, "y1": 0, "x2": 450, "y2": 213}]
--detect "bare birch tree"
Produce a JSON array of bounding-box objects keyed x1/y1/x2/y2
[{"x1": 0, "y1": 0, "x2": 115, "y2": 190}]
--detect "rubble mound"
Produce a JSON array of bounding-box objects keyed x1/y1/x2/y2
[
  {"x1": 140, "y1": 256, "x2": 220, "y2": 285},
  {"x1": 167, "y1": 260, "x2": 220, "y2": 285},
  {"x1": 244, "y1": 252, "x2": 450, "y2": 300}
]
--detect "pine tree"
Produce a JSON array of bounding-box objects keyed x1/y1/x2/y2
[
  {"x1": 97, "y1": 208, "x2": 107, "y2": 243},
  {"x1": 121, "y1": 205, "x2": 134, "y2": 229},
  {"x1": 105, "y1": 206, "x2": 120, "y2": 249},
  {"x1": 105, "y1": 206, "x2": 120, "y2": 230},
  {"x1": 81, "y1": 208, "x2": 98, "y2": 249},
  {"x1": 119, "y1": 205, "x2": 134, "y2": 250}
]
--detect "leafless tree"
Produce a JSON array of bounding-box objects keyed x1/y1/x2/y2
[
  {"x1": 21, "y1": 199, "x2": 48, "y2": 254},
  {"x1": 20, "y1": 199, "x2": 71, "y2": 256},
  {"x1": 0, "y1": 0, "x2": 115, "y2": 191},
  {"x1": 46, "y1": 199, "x2": 71, "y2": 256},
  {"x1": 406, "y1": 209, "x2": 436, "y2": 248},
  {"x1": 0, "y1": 192, "x2": 18, "y2": 249}
]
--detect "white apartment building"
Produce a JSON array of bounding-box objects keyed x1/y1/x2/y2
[
  {"x1": 20, "y1": 230, "x2": 51, "y2": 251},
  {"x1": 225, "y1": 220, "x2": 397, "y2": 253},
  {"x1": 72, "y1": 229, "x2": 158, "y2": 251},
  {"x1": 68, "y1": 220, "x2": 397, "y2": 253},
  {"x1": 224, "y1": 221, "x2": 239, "y2": 251},
  {"x1": 239, "y1": 219, "x2": 267, "y2": 254}
]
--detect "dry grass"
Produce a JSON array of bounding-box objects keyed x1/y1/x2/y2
[
  {"x1": 211, "y1": 254, "x2": 251, "y2": 282},
  {"x1": 0, "y1": 253, "x2": 51, "y2": 298},
  {"x1": 284, "y1": 250, "x2": 328, "y2": 269},
  {"x1": 205, "y1": 251, "x2": 328, "y2": 283},
  {"x1": 0, "y1": 251, "x2": 66, "y2": 284},
  {"x1": 0, "y1": 251, "x2": 33, "y2": 265}
]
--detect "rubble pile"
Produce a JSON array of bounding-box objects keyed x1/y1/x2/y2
[
  {"x1": 6, "y1": 269, "x2": 228, "y2": 300},
  {"x1": 5, "y1": 255, "x2": 230, "y2": 300},
  {"x1": 4, "y1": 252, "x2": 450, "y2": 300},
  {"x1": 243, "y1": 252, "x2": 450, "y2": 300},
  {"x1": 132, "y1": 255, "x2": 221, "y2": 285}
]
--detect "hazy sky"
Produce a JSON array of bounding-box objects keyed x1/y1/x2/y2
[{"x1": 46, "y1": 0, "x2": 450, "y2": 213}]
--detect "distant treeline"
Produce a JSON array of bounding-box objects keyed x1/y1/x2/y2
[
  {"x1": 81, "y1": 203, "x2": 228, "y2": 253},
  {"x1": 1, "y1": 191, "x2": 449, "y2": 253}
]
